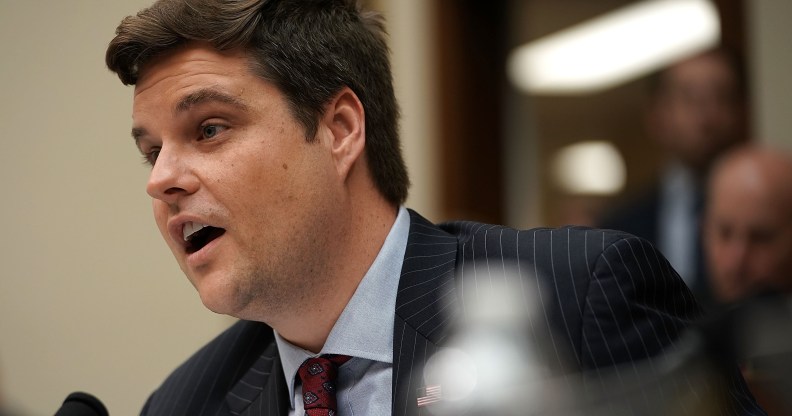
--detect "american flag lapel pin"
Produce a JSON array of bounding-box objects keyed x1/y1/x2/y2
[{"x1": 416, "y1": 384, "x2": 442, "y2": 407}]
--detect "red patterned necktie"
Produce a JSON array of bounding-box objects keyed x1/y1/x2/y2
[{"x1": 297, "y1": 354, "x2": 352, "y2": 416}]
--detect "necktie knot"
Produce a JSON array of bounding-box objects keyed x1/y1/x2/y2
[{"x1": 297, "y1": 354, "x2": 351, "y2": 416}]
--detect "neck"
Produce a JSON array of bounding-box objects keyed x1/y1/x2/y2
[{"x1": 273, "y1": 192, "x2": 398, "y2": 353}]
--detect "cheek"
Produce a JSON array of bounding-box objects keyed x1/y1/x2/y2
[
  {"x1": 705, "y1": 238, "x2": 728, "y2": 265},
  {"x1": 226, "y1": 161, "x2": 288, "y2": 212},
  {"x1": 763, "y1": 246, "x2": 792, "y2": 275},
  {"x1": 151, "y1": 200, "x2": 171, "y2": 240},
  {"x1": 215, "y1": 159, "x2": 301, "y2": 241}
]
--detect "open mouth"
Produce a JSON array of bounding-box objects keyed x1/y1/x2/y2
[{"x1": 183, "y1": 222, "x2": 226, "y2": 254}]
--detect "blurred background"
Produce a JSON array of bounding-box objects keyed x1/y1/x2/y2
[{"x1": 0, "y1": 0, "x2": 790, "y2": 414}]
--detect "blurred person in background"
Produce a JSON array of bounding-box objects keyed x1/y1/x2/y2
[
  {"x1": 599, "y1": 48, "x2": 748, "y2": 303},
  {"x1": 703, "y1": 145, "x2": 792, "y2": 304},
  {"x1": 702, "y1": 145, "x2": 792, "y2": 416}
]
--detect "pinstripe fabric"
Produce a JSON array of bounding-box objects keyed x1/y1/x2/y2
[
  {"x1": 140, "y1": 209, "x2": 763, "y2": 416},
  {"x1": 140, "y1": 320, "x2": 288, "y2": 416},
  {"x1": 392, "y1": 214, "x2": 459, "y2": 416}
]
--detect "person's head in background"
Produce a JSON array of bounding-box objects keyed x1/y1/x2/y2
[
  {"x1": 703, "y1": 145, "x2": 792, "y2": 303},
  {"x1": 646, "y1": 49, "x2": 748, "y2": 175}
]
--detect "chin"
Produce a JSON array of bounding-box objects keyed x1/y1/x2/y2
[{"x1": 196, "y1": 281, "x2": 247, "y2": 317}]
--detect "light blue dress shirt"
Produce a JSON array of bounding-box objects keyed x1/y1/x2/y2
[{"x1": 275, "y1": 206, "x2": 410, "y2": 416}]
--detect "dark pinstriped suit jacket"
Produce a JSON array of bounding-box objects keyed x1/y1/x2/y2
[{"x1": 141, "y1": 210, "x2": 763, "y2": 415}]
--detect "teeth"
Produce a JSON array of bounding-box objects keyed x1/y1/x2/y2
[{"x1": 183, "y1": 222, "x2": 209, "y2": 241}]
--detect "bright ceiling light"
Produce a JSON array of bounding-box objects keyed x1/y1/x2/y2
[
  {"x1": 508, "y1": 0, "x2": 720, "y2": 94},
  {"x1": 553, "y1": 141, "x2": 626, "y2": 195}
]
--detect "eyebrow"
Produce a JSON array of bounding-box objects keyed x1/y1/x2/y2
[
  {"x1": 173, "y1": 88, "x2": 249, "y2": 115},
  {"x1": 131, "y1": 127, "x2": 147, "y2": 147},
  {"x1": 131, "y1": 88, "x2": 249, "y2": 146}
]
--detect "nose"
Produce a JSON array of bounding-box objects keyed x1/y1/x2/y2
[
  {"x1": 721, "y1": 239, "x2": 749, "y2": 276},
  {"x1": 146, "y1": 146, "x2": 199, "y2": 205}
]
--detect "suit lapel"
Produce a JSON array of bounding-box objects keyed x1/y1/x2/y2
[
  {"x1": 226, "y1": 339, "x2": 290, "y2": 416},
  {"x1": 392, "y1": 210, "x2": 461, "y2": 416}
]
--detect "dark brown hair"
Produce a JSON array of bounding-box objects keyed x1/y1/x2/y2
[
  {"x1": 106, "y1": 0, "x2": 409, "y2": 204},
  {"x1": 647, "y1": 47, "x2": 749, "y2": 102}
]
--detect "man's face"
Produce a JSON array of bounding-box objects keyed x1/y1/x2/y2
[
  {"x1": 132, "y1": 43, "x2": 343, "y2": 320},
  {"x1": 649, "y1": 53, "x2": 743, "y2": 171},
  {"x1": 704, "y1": 165, "x2": 792, "y2": 302}
]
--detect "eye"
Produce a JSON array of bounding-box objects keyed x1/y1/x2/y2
[
  {"x1": 141, "y1": 148, "x2": 160, "y2": 166},
  {"x1": 200, "y1": 124, "x2": 226, "y2": 140}
]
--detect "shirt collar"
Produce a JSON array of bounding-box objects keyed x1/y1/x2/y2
[{"x1": 274, "y1": 205, "x2": 410, "y2": 407}]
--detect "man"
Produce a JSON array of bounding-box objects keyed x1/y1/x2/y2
[
  {"x1": 702, "y1": 145, "x2": 792, "y2": 416},
  {"x1": 106, "y1": 1, "x2": 761, "y2": 415},
  {"x1": 703, "y1": 146, "x2": 792, "y2": 303},
  {"x1": 599, "y1": 49, "x2": 748, "y2": 301}
]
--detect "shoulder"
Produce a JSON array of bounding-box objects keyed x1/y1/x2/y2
[
  {"x1": 141, "y1": 320, "x2": 275, "y2": 415},
  {"x1": 440, "y1": 220, "x2": 693, "y2": 311},
  {"x1": 435, "y1": 220, "x2": 694, "y2": 361},
  {"x1": 438, "y1": 219, "x2": 641, "y2": 266},
  {"x1": 166, "y1": 320, "x2": 274, "y2": 379}
]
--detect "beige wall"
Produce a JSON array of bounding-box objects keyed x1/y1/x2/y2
[
  {"x1": 749, "y1": 0, "x2": 792, "y2": 149},
  {"x1": 0, "y1": 2, "x2": 233, "y2": 414},
  {"x1": 373, "y1": 0, "x2": 441, "y2": 221}
]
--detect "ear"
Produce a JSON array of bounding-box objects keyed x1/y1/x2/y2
[{"x1": 319, "y1": 87, "x2": 366, "y2": 180}]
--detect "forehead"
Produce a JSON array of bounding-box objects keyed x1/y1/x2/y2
[
  {"x1": 129, "y1": 42, "x2": 298, "y2": 146},
  {"x1": 665, "y1": 54, "x2": 735, "y2": 92},
  {"x1": 134, "y1": 42, "x2": 256, "y2": 100},
  {"x1": 709, "y1": 170, "x2": 790, "y2": 224}
]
